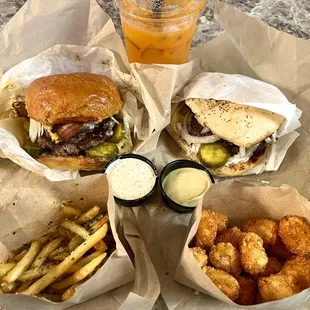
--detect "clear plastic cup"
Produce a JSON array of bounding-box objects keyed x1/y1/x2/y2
[{"x1": 115, "y1": 0, "x2": 206, "y2": 64}]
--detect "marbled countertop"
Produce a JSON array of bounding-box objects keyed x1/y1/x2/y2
[{"x1": 0, "y1": 1, "x2": 309, "y2": 309}]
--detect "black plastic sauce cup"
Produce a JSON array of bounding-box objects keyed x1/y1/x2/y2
[
  {"x1": 160, "y1": 160, "x2": 215, "y2": 213},
  {"x1": 104, "y1": 154, "x2": 158, "y2": 207}
]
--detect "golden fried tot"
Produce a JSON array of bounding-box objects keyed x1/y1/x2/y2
[
  {"x1": 190, "y1": 247, "x2": 208, "y2": 268},
  {"x1": 203, "y1": 266, "x2": 240, "y2": 301},
  {"x1": 280, "y1": 256, "x2": 310, "y2": 290},
  {"x1": 250, "y1": 257, "x2": 282, "y2": 280},
  {"x1": 196, "y1": 210, "x2": 228, "y2": 248},
  {"x1": 209, "y1": 243, "x2": 242, "y2": 275},
  {"x1": 267, "y1": 238, "x2": 293, "y2": 262},
  {"x1": 212, "y1": 211, "x2": 228, "y2": 235},
  {"x1": 255, "y1": 292, "x2": 263, "y2": 304},
  {"x1": 242, "y1": 218, "x2": 278, "y2": 246},
  {"x1": 279, "y1": 216, "x2": 310, "y2": 256},
  {"x1": 235, "y1": 276, "x2": 256, "y2": 305},
  {"x1": 240, "y1": 233, "x2": 268, "y2": 274},
  {"x1": 214, "y1": 227, "x2": 244, "y2": 249},
  {"x1": 258, "y1": 274, "x2": 301, "y2": 302}
]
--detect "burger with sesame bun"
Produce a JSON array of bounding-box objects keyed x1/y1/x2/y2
[
  {"x1": 22, "y1": 72, "x2": 132, "y2": 170},
  {"x1": 167, "y1": 98, "x2": 284, "y2": 177}
]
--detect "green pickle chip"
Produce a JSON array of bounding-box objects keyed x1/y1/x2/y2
[
  {"x1": 23, "y1": 140, "x2": 42, "y2": 158},
  {"x1": 86, "y1": 142, "x2": 118, "y2": 159},
  {"x1": 109, "y1": 122, "x2": 125, "y2": 143},
  {"x1": 199, "y1": 142, "x2": 231, "y2": 168}
]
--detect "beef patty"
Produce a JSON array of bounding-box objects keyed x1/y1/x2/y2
[{"x1": 38, "y1": 119, "x2": 115, "y2": 156}]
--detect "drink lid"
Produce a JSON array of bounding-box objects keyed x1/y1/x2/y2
[{"x1": 117, "y1": 0, "x2": 206, "y2": 19}]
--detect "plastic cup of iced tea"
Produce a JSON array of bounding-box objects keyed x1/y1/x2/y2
[{"x1": 115, "y1": 0, "x2": 206, "y2": 64}]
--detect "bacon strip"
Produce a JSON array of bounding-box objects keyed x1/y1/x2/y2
[{"x1": 53, "y1": 123, "x2": 89, "y2": 142}]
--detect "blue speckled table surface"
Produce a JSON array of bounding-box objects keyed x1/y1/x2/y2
[{"x1": 0, "y1": 1, "x2": 309, "y2": 309}]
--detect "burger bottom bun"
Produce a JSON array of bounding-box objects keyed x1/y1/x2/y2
[
  {"x1": 37, "y1": 155, "x2": 110, "y2": 171},
  {"x1": 167, "y1": 103, "x2": 267, "y2": 177}
]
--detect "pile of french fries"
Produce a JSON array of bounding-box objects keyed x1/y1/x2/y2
[{"x1": 0, "y1": 205, "x2": 114, "y2": 302}]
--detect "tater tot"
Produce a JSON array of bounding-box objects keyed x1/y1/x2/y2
[
  {"x1": 280, "y1": 256, "x2": 310, "y2": 290},
  {"x1": 203, "y1": 266, "x2": 240, "y2": 301},
  {"x1": 240, "y1": 233, "x2": 268, "y2": 274},
  {"x1": 190, "y1": 247, "x2": 208, "y2": 268},
  {"x1": 209, "y1": 243, "x2": 242, "y2": 275},
  {"x1": 279, "y1": 216, "x2": 310, "y2": 256},
  {"x1": 242, "y1": 218, "x2": 278, "y2": 246},
  {"x1": 250, "y1": 257, "x2": 282, "y2": 280},
  {"x1": 267, "y1": 238, "x2": 293, "y2": 262},
  {"x1": 195, "y1": 210, "x2": 219, "y2": 248},
  {"x1": 258, "y1": 274, "x2": 301, "y2": 302},
  {"x1": 235, "y1": 276, "x2": 256, "y2": 305},
  {"x1": 214, "y1": 227, "x2": 244, "y2": 249},
  {"x1": 212, "y1": 211, "x2": 228, "y2": 235}
]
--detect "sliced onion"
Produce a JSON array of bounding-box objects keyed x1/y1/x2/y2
[
  {"x1": 177, "y1": 123, "x2": 220, "y2": 144},
  {"x1": 201, "y1": 127, "x2": 210, "y2": 134},
  {"x1": 29, "y1": 119, "x2": 44, "y2": 142},
  {"x1": 239, "y1": 146, "x2": 246, "y2": 157}
]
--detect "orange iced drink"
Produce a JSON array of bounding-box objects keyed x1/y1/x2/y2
[{"x1": 116, "y1": 0, "x2": 206, "y2": 64}]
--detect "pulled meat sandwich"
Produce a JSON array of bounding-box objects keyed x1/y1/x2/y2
[
  {"x1": 23, "y1": 72, "x2": 132, "y2": 170},
  {"x1": 167, "y1": 99, "x2": 284, "y2": 177}
]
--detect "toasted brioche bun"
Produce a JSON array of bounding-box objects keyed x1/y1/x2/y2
[
  {"x1": 36, "y1": 155, "x2": 110, "y2": 171},
  {"x1": 25, "y1": 72, "x2": 123, "y2": 125},
  {"x1": 185, "y1": 98, "x2": 284, "y2": 147},
  {"x1": 167, "y1": 102, "x2": 267, "y2": 177}
]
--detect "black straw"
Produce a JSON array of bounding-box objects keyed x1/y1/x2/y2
[{"x1": 152, "y1": 0, "x2": 163, "y2": 16}]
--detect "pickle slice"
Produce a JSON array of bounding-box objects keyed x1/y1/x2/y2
[
  {"x1": 109, "y1": 122, "x2": 125, "y2": 143},
  {"x1": 86, "y1": 142, "x2": 118, "y2": 159},
  {"x1": 23, "y1": 140, "x2": 42, "y2": 158},
  {"x1": 199, "y1": 142, "x2": 231, "y2": 168}
]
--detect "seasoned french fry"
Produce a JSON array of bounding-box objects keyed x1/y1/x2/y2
[
  {"x1": 12, "y1": 249, "x2": 27, "y2": 262},
  {"x1": 94, "y1": 240, "x2": 108, "y2": 252},
  {"x1": 66, "y1": 251, "x2": 107, "y2": 274},
  {"x1": 16, "y1": 280, "x2": 34, "y2": 292},
  {"x1": 37, "y1": 293, "x2": 62, "y2": 302},
  {"x1": 57, "y1": 227, "x2": 72, "y2": 241},
  {"x1": 48, "y1": 247, "x2": 69, "y2": 260},
  {"x1": 1, "y1": 282, "x2": 17, "y2": 293},
  {"x1": 68, "y1": 235, "x2": 84, "y2": 252},
  {"x1": 60, "y1": 205, "x2": 81, "y2": 217},
  {"x1": 50, "y1": 253, "x2": 107, "y2": 290},
  {"x1": 76, "y1": 206, "x2": 100, "y2": 224},
  {"x1": 61, "y1": 220, "x2": 90, "y2": 240},
  {"x1": 62, "y1": 282, "x2": 84, "y2": 301},
  {"x1": 89, "y1": 215, "x2": 109, "y2": 234},
  {"x1": 18, "y1": 265, "x2": 54, "y2": 282},
  {"x1": 65, "y1": 264, "x2": 81, "y2": 274},
  {"x1": 51, "y1": 253, "x2": 70, "y2": 261},
  {"x1": 22, "y1": 224, "x2": 108, "y2": 295},
  {"x1": 0, "y1": 263, "x2": 16, "y2": 277},
  {"x1": 38, "y1": 234, "x2": 51, "y2": 245},
  {"x1": 3, "y1": 240, "x2": 41, "y2": 283},
  {"x1": 76, "y1": 251, "x2": 105, "y2": 267},
  {"x1": 31, "y1": 238, "x2": 63, "y2": 269}
]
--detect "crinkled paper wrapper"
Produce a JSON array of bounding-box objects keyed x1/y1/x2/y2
[{"x1": 0, "y1": 160, "x2": 135, "y2": 310}]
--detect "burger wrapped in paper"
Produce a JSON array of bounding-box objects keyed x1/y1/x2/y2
[
  {"x1": 168, "y1": 99, "x2": 284, "y2": 177},
  {"x1": 17, "y1": 72, "x2": 132, "y2": 170}
]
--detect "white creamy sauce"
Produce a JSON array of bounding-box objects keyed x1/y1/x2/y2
[
  {"x1": 107, "y1": 158, "x2": 156, "y2": 200},
  {"x1": 163, "y1": 168, "x2": 212, "y2": 207}
]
